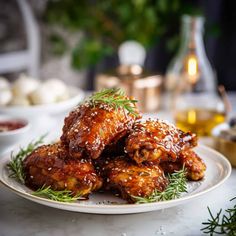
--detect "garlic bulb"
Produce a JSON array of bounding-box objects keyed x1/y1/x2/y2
[
  {"x1": 12, "y1": 74, "x2": 39, "y2": 97},
  {"x1": 9, "y1": 96, "x2": 30, "y2": 106},
  {"x1": 0, "y1": 77, "x2": 10, "y2": 90},
  {"x1": 43, "y1": 79, "x2": 69, "y2": 100},
  {"x1": 29, "y1": 86, "x2": 57, "y2": 105}
]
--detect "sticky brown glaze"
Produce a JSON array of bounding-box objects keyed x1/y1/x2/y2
[
  {"x1": 160, "y1": 149, "x2": 206, "y2": 181},
  {"x1": 95, "y1": 156, "x2": 168, "y2": 203},
  {"x1": 61, "y1": 102, "x2": 140, "y2": 160},
  {"x1": 125, "y1": 119, "x2": 197, "y2": 165},
  {"x1": 23, "y1": 143, "x2": 103, "y2": 197}
]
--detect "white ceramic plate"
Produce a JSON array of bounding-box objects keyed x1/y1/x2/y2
[
  {"x1": 0, "y1": 145, "x2": 231, "y2": 214},
  {"x1": 0, "y1": 87, "x2": 85, "y2": 117}
]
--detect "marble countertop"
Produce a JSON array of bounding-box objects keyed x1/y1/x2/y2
[{"x1": 1, "y1": 93, "x2": 236, "y2": 236}]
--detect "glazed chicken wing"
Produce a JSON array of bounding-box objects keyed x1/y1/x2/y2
[
  {"x1": 160, "y1": 149, "x2": 206, "y2": 181},
  {"x1": 125, "y1": 119, "x2": 197, "y2": 165},
  {"x1": 23, "y1": 143, "x2": 102, "y2": 197},
  {"x1": 61, "y1": 100, "x2": 139, "y2": 160},
  {"x1": 95, "y1": 156, "x2": 168, "y2": 203}
]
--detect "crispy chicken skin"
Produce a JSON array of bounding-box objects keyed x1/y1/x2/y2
[
  {"x1": 61, "y1": 102, "x2": 139, "y2": 159},
  {"x1": 95, "y1": 156, "x2": 168, "y2": 203},
  {"x1": 160, "y1": 149, "x2": 206, "y2": 181},
  {"x1": 125, "y1": 119, "x2": 197, "y2": 165},
  {"x1": 23, "y1": 143, "x2": 103, "y2": 196}
]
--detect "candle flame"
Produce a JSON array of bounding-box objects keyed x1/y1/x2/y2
[
  {"x1": 185, "y1": 55, "x2": 199, "y2": 84},
  {"x1": 187, "y1": 56, "x2": 198, "y2": 76}
]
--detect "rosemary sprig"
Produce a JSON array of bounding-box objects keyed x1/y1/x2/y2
[
  {"x1": 88, "y1": 88, "x2": 138, "y2": 116},
  {"x1": 133, "y1": 168, "x2": 187, "y2": 204},
  {"x1": 32, "y1": 185, "x2": 84, "y2": 203},
  {"x1": 201, "y1": 197, "x2": 236, "y2": 235},
  {"x1": 7, "y1": 134, "x2": 47, "y2": 184}
]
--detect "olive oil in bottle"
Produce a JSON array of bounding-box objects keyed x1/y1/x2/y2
[{"x1": 175, "y1": 108, "x2": 226, "y2": 136}]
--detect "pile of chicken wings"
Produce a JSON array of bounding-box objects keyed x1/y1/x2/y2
[{"x1": 23, "y1": 92, "x2": 206, "y2": 203}]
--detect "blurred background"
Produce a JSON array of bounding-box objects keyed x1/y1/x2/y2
[{"x1": 0, "y1": 0, "x2": 236, "y2": 90}]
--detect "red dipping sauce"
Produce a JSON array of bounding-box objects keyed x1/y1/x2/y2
[{"x1": 0, "y1": 120, "x2": 26, "y2": 132}]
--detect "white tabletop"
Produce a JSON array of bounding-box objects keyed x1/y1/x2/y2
[{"x1": 0, "y1": 93, "x2": 236, "y2": 236}]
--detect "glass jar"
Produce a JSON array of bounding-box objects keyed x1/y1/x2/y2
[
  {"x1": 165, "y1": 15, "x2": 225, "y2": 136},
  {"x1": 96, "y1": 64, "x2": 163, "y2": 112}
]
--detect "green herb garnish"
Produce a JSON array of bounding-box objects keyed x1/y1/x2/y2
[
  {"x1": 7, "y1": 134, "x2": 47, "y2": 184},
  {"x1": 133, "y1": 168, "x2": 187, "y2": 204},
  {"x1": 88, "y1": 88, "x2": 138, "y2": 116},
  {"x1": 201, "y1": 197, "x2": 236, "y2": 235},
  {"x1": 32, "y1": 185, "x2": 84, "y2": 203}
]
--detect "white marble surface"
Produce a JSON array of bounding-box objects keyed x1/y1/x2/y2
[{"x1": 0, "y1": 93, "x2": 236, "y2": 236}]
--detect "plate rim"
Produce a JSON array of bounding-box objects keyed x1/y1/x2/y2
[{"x1": 0, "y1": 145, "x2": 232, "y2": 212}]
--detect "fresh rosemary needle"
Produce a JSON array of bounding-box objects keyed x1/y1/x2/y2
[
  {"x1": 201, "y1": 197, "x2": 236, "y2": 235},
  {"x1": 7, "y1": 134, "x2": 47, "y2": 184},
  {"x1": 88, "y1": 88, "x2": 138, "y2": 116},
  {"x1": 32, "y1": 185, "x2": 84, "y2": 203},
  {"x1": 133, "y1": 168, "x2": 187, "y2": 204}
]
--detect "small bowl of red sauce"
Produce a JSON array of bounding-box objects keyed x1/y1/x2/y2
[{"x1": 0, "y1": 115, "x2": 30, "y2": 155}]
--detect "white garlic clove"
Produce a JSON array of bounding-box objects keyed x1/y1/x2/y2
[{"x1": 0, "y1": 89, "x2": 12, "y2": 105}]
